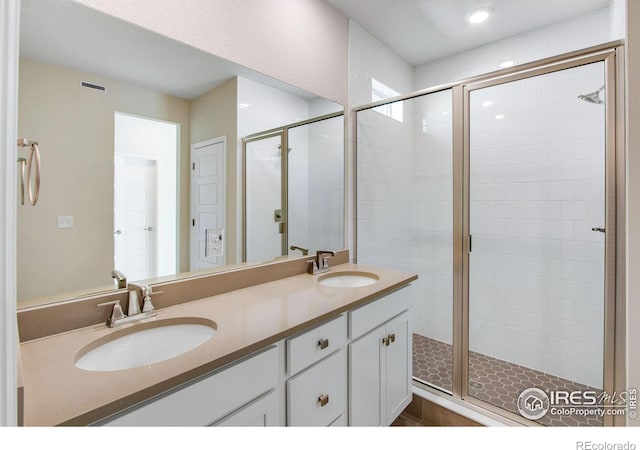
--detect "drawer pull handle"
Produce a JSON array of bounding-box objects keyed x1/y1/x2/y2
[
  {"x1": 318, "y1": 394, "x2": 329, "y2": 407},
  {"x1": 318, "y1": 338, "x2": 329, "y2": 350},
  {"x1": 389, "y1": 333, "x2": 396, "y2": 344}
]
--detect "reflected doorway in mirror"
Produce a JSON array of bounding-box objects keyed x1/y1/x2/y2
[{"x1": 114, "y1": 113, "x2": 178, "y2": 281}]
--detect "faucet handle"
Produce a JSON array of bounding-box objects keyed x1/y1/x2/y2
[
  {"x1": 138, "y1": 285, "x2": 163, "y2": 313},
  {"x1": 141, "y1": 296, "x2": 155, "y2": 313},
  {"x1": 96, "y1": 300, "x2": 126, "y2": 326},
  {"x1": 307, "y1": 259, "x2": 320, "y2": 274}
]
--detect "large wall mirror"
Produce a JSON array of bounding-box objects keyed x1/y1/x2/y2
[{"x1": 17, "y1": 0, "x2": 345, "y2": 308}]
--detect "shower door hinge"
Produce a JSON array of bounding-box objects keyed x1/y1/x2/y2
[{"x1": 465, "y1": 235, "x2": 472, "y2": 253}]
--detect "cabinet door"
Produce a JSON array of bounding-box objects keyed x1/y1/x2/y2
[
  {"x1": 348, "y1": 324, "x2": 386, "y2": 426},
  {"x1": 383, "y1": 310, "x2": 411, "y2": 426},
  {"x1": 213, "y1": 390, "x2": 279, "y2": 426},
  {"x1": 287, "y1": 350, "x2": 346, "y2": 426}
]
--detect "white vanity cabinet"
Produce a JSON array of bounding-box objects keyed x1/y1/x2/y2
[
  {"x1": 99, "y1": 345, "x2": 281, "y2": 426},
  {"x1": 348, "y1": 286, "x2": 412, "y2": 426},
  {"x1": 285, "y1": 314, "x2": 348, "y2": 426}
]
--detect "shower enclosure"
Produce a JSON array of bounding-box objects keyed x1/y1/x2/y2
[
  {"x1": 355, "y1": 42, "x2": 624, "y2": 426},
  {"x1": 243, "y1": 112, "x2": 344, "y2": 262}
]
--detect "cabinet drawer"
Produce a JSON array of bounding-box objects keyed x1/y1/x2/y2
[
  {"x1": 101, "y1": 346, "x2": 279, "y2": 426},
  {"x1": 287, "y1": 314, "x2": 346, "y2": 375},
  {"x1": 287, "y1": 349, "x2": 346, "y2": 426},
  {"x1": 349, "y1": 285, "x2": 412, "y2": 339}
]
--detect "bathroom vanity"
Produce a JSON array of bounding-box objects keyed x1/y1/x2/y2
[{"x1": 18, "y1": 261, "x2": 417, "y2": 426}]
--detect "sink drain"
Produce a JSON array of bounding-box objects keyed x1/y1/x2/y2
[{"x1": 469, "y1": 380, "x2": 483, "y2": 389}]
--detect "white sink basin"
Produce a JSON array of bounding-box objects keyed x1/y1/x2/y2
[
  {"x1": 75, "y1": 318, "x2": 217, "y2": 372},
  {"x1": 317, "y1": 271, "x2": 379, "y2": 288}
]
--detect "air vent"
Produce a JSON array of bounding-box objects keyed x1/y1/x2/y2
[{"x1": 80, "y1": 81, "x2": 106, "y2": 92}]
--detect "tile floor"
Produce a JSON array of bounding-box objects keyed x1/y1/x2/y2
[{"x1": 412, "y1": 334, "x2": 603, "y2": 426}]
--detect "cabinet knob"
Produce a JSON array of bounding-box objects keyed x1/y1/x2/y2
[
  {"x1": 382, "y1": 336, "x2": 389, "y2": 347},
  {"x1": 318, "y1": 394, "x2": 329, "y2": 407},
  {"x1": 318, "y1": 338, "x2": 329, "y2": 350},
  {"x1": 389, "y1": 333, "x2": 396, "y2": 344}
]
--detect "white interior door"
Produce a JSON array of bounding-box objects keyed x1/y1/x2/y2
[
  {"x1": 190, "y1": 137, "x2": 226, "y2": 270},
  {"x1": 114, "y1": 156, "x2": 157, "y2": 280}
]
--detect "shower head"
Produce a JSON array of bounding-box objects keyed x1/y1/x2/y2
[{"x1": 578, "y1": 85, "x2": 605, "y2": 104}]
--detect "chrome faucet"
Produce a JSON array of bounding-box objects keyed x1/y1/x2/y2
[
  {"x1": 308, "y1": 250, "x2": 336, "y2": 275},
  {"x1": 111, "y1": 270, "x2": 127, "y2": 289},
  {"x1": 97, "y1": 284, "x2": 160, "y2": 328}
]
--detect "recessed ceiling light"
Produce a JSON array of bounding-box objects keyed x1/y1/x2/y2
[
  {"x1": 482, "y1": 100, "x2": 494, "y2": 107},
  {"x1": 466, "y1": 8, "x2": 492, "y2": 24},
  {"x1": 499, "y1": 60, "x2": 515, "y2": 68},
  {"x1": 238, "y1": 103, "x2": 251, "y2": 109},
  {"x1": 495, "y1": 113, "x2": 505, "y2": 120}
]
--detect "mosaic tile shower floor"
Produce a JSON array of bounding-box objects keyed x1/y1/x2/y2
[{"x1": 412, "y1": 334, "x2": 603, "y2": 426}]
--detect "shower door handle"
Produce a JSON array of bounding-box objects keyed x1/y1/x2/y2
[{"x1": 591, "y1": 227, "x2": 605, "y2": 233}]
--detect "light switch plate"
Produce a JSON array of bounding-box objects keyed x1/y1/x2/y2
[{"x1": 57, "y1": 216, "x2": 74, "y2": 229}]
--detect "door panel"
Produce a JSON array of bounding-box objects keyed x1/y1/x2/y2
[
  {"x1": 466, "y1": 61, "x2": 606, "y2": 426},
  {"x1": 114, "y1": 156, "x2": 156, "y2": 280}
]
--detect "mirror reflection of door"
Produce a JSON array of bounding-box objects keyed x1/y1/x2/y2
[
  {"x1": 190, "y1": 137, "x2": 226, "y2": 271},
  {"x1": 114, "y1": 156, "x2": 156, "y2": 280},
  {"x1": 114, "y1": 113, "x2": 178, "y2": 281},
  {"x1": 244, "y1": 133, "x2": 285, "y2": 262}
]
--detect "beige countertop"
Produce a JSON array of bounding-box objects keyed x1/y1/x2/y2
[{"x1": 19, "y1": 263, "x2": 417, "y2": 426}]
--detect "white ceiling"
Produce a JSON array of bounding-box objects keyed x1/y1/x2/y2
[
  {"x1": 19, "y1": 0, "x2": 318, "y2": 100},
  {"x1": 20, "y1": 0, "x2": 611, "y2": 99},
  {"x1": 327, "y1": 0, "x2": 611, "y2": 66}
]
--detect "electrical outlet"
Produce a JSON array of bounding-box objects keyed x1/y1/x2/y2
[
  {"x1": 205, "y1": 228, "x2": 223, "y2": 257},
  {"x1": 57, "y1": 216, "x2": 74, "y2": 229}
]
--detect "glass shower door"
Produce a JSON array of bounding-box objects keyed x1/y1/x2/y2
[
  {"x1": 466, "y1": 61, "x2": 606, "y2": 426},
  {"x1": 244, "y1": 133, "x2": 286, "y2": 262}
]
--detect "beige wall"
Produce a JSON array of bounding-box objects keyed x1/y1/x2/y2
[
  {"x1": 74, "y1": 0, "x2": 349, "y2": 107},
  {"x1": 190, "y1": 78, "x2": 239, "y2": 264},
  {"x1": 626, "y1": 0, "x2": 639, "y2": 427},
  {"x1": 17, "y1": 59, "x2": 191, "y2": 305}
]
